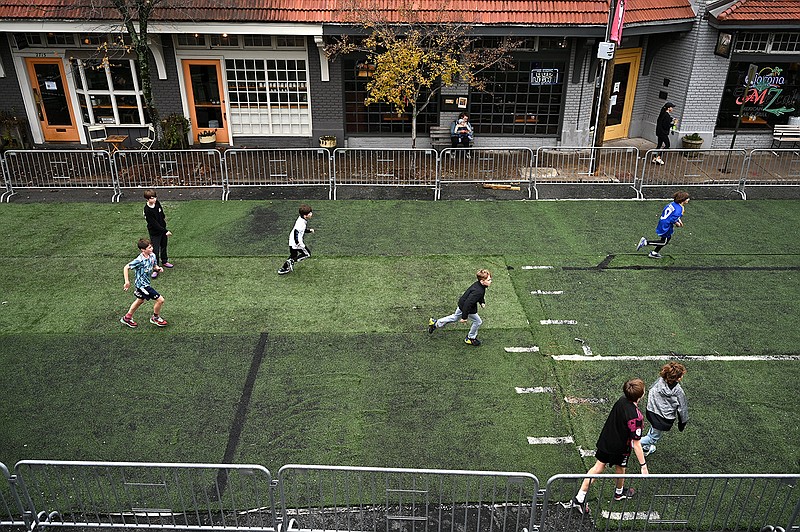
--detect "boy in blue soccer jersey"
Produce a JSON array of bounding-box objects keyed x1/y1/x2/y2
[
  {"x1": 120, "y1": 238, "x2": 167, "y2": 328},
  {"x1": 636, "y1": 191, "x2": 690, "y2": 259}
]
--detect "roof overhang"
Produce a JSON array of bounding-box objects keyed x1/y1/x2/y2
[{"x1": 0, "y1": 20, "x2": 323, "y2": 35}]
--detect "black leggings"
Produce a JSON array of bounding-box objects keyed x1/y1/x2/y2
[{"x1": 656, "y1": 134, "x2": 670, "y2": 153}]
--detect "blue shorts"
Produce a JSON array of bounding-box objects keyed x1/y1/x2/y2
[{"x1": 133, "y1": 285, "x2": 161, "y2": 301}]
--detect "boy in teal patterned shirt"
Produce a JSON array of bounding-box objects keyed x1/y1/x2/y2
[{"x1": 121, "y1": 238, "x2": 168, "y2": 328}]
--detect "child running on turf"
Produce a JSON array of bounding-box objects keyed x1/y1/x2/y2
[
  {"x1": 640, "y1": 362, "x2": 689, "y2": 457},
  {"x1": 636, "y1": 191, "x2": 690, "y2": 259},
  {"x1": 277, "y1": 204, "x2": 315, "y2": 275},
  {"x1": 428, "y1": 269, "x2": 492, "y2": 346},
  {"x1": 143, "y1": 189, "x2": 173, "y2": 278},
  {"x1": 120, "y1": 238, "x2": 167, "y2": 328},
  {"x1": 570, "y1": 378, "x2": 649, "y2": 515}
]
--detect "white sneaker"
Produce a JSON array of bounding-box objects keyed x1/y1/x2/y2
[
  {"x1": 649, "y1": 251, "x2": 662, "y2": 259},
  {"x1": 652, "y1": 157, "x2": 665, "y2": 165},
  {"x1": 644, "y1": 444, "x2": 656, "y2": 457},
  {"x1": 636, "y1": 237, "x2": 647, "y2": 251}
]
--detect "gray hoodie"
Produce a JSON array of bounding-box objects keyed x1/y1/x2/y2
[{"x1": 646, "y1": 377, "x2": 689, "y2": 431}]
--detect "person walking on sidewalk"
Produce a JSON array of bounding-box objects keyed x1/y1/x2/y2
[
  {"x1": 428, "y1": 269, "x2": 492, "y2": 346},
  {"x1": 652, "y1": 102, "x2": 677, "y2": 165}
]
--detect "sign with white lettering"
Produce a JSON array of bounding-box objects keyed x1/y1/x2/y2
[{"x1": 530, "y1": 69, "x2": 559, "y2": 86}]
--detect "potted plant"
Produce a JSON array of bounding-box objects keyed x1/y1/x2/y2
[
  {"x1": 198, "y1": 129, "x2": 217, "y2": 146},
  {"x1": 681, "y1": 132, "x2": 704, "y2": 149},
  {"x1": 319, "y1": 135, "x2": 337, "y2": 149},
  {"x1": 161, "y1": 114, "x2": 190, "y2": 149}
]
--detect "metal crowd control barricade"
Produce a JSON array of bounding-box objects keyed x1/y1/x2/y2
[
  {"x1": 639, "y1": 148, "x2": 748, "y2": 199},
  {"x1": 742, "y1": 148, "x2": 800, "y2": 199},
  {"x1": 1, "y1": 462, "x2": 29, "y2": 530},
  {"x1": 224, "y1": 148, "x2": 332, "y2": 200},
  {"x1": 437, "y1": 147, "x2": 534, "y2": 200},
  {"x1": 332, "y1": 148, "x2": 438, "y2": 200},
  {"x1": 113, "y1": 149, "x2": 226, "y2": 201},
  {"x1": 278, "y1": 464, "x2": 538, "y2": 532},
  {"x1": 1, "y1": 149, "x2": 115, "y2": 202},
  {"x1": 540, "y1": 473, "x2": 799, "y2": 532},
  {"x1": 533, "y1": 146, "x2": 639, "y2": 199},
  {"x1": 14, "y1": 460, "x2": 277, "y2": 531}
]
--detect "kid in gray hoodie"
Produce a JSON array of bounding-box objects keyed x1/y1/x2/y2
[{"x1": 641, "y1": 361, "x2": 689, "y2": 456}]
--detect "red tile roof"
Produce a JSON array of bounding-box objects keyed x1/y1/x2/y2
[
  {"x1": 0, "y1": 0, "x2": 695, "y2": 27},
  {"x1": 709, "y1": 0, "x2": 800, "y2": 25}
]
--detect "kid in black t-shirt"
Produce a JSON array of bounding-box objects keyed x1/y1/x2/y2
[{"x1": 569, "y1": 379, "x2": 649, "y2": 515}]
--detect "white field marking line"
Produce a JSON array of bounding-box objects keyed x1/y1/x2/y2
[
  {"x1": 505, "y1": 346, "x2": 540, "y2": 353},
  {"x1": 540, "y1": 319, "x2": 578, "y2": 325},
  {"x1": 578, "y1": 447, "x2": 596, "y2": 458},
  {"x1": 552, "y1": 354, "x2": 800, "y2": 361},
  {"x1": 527, "y1": 436, "x2": 574, "y2": 445},
  {"x1": 601, "y1": 510, "x2": 662, "y2": 521},
  {"x1": 564, "y1": 396, "x2": 607, "y2": 404},
  {"x1": 531, "y1": 290, "x2": 564, "y2": 295},
  {"x1": 521, "y1": 265, "x2": 553, "y2": 269},
  {"x1": 515, "y1": 386, "x2": 554, "y2": 394}
]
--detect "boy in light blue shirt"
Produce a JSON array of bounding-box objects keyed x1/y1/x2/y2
[
  {"x1": 121, "y1": 238, "x2": 167, "y2": 328},
  {"x1": 636, "y1": 191, "x2": 690, "y2": 259}
]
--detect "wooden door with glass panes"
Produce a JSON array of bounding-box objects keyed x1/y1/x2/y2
[
  {"x1": 182, "y1": 60, "x2": 229, "y2": 143},
  {"x1": 604, "y1": 48, "x2": 641, "y2": 141},
  {"x1": 25, "y1": 58, "x2": 80, "y2": 142}
]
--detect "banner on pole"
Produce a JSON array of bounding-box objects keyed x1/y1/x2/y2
[{"x1": 610, "y1": 0, "x2": 625, "y2": 44}]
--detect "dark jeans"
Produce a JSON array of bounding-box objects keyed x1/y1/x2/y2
[
  {"x1": 451, "y1": 135, "x2": 471, "y2": 149},
  {"x1": 149, "y1": 232, "x2": 169, "y2": 265}
]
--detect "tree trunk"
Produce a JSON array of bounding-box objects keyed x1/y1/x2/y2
[{"x1": 411, "y1": 103, "x2": 418, "y2": 149}]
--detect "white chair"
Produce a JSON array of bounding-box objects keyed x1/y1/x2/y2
[
  {"x1": 136, "y1": 124, "x2": 156, "y2": 152},
  {"x1": 87, "y1": 125, "x2": 107, "y2": 149}
]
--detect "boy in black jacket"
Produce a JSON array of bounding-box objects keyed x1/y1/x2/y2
[
  {"x1": 143, "y1": 189, "x2": 172, "y2": 278},
  {"x1": 428, "y1": 269, "x2": 492, "y2": 346}
]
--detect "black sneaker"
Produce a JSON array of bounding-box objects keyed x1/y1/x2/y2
[
  {"x1": 570, "y1": 497, "x2": 590, "y2": 515},
  {"x1": 613, "y1": 487, "x2": 636, "y2": 501},
  {"x1": 465, "y1": 337, "x2": 481, "y2": 346},
  {"x1": 428, "y1": 317, "x2": 437, "y2": 334}
]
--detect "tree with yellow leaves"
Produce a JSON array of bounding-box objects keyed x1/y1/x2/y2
[{"x1": 327, "y1": 1, "x2": 517, "y2": 147}]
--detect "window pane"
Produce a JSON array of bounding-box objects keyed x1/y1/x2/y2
[
  {"x1": 90, "y1": 95, "x2": 114, "y2": 124},
  {"x1": 83, "y1": 61, "x2": 109, "y2": 90},
  {"x1": 109, "y1": 60, "x2": 135, "y2": 90},
  {"x1": 117, "y1": 95, "x2": 140, "y2": 124},
  {"x1": 715, "y1": 61, "x2": 800, "y2": 130}
]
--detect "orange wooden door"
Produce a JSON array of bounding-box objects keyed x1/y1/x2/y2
[
  {"x1": 25, "y1": 58, "x2": 80, "y2": 142},
  {"x1": 182, "y1": 59, "x2": 229, "y2": 144}
]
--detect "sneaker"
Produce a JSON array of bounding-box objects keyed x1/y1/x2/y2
[
  {"x1": 428, "y1": 317, "x2": 437, "y2": 334},
  {"x1": 652, "y1": 157, "x2": 664, "y2": 165},
  {"x1": 149, "y1": 315, "x2": 168, "y2": 327},
  {"x1": 644, "y1": 444, "x2": 656, "y2": 457},
  {"x1": 163, "y1": 262, "x2": 174, "y2": 268},
  {"x1": 277, "y1": 267, "x2": 291, "y2": 275},
  {"x1": 151, "y1": 271, "x2": 159, "y2": 278},
  {"x1": 613, "y1": 487, "x2": 636, "y2": 501},
  {"x1": 465, "y1": 337, "x2": 482, "y2": 346},
  {"x1": 120, "y1": 316, "x2": 138, "y2": 328},
  {"x1": 570, "y1": 497, "x2": 590, "y2": 515},
  {"x1": 636, "y1": 237, "x2": 647, "y2": 251},
  {"x1": 648, "y1": 251, "x2": 662, "y2": 259}
]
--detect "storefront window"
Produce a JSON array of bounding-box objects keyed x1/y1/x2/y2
[
  {"x1": 716, "y1": 61, "x2": 800, "y2": 130},
  {"x1": 72, "y1": 58, "x2": 147, "y2": 125},
  {"x1": 342, "y1": 58, "x2": 438, "y2": 134},
  {"x1": 226, "y1": 58, "x2": 312, "y2": 136},
  {"x1": 470, "y1": 55, "x2": 567, "y2": 136}
]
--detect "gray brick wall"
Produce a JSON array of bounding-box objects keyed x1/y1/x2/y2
[
  {"x1": 150, "y1": 36, "x2": 183, "y2": 118},
  {"x1": 562, "y1": 40, "x2": 595, "y2": 147},
  {"x1": 0, "y1": 38, "x2": 26, "y2": 119}
]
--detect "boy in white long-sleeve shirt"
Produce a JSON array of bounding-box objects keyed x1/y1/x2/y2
[{"x1": 278, "y1": 204, "x2": 315, "y2": 275}]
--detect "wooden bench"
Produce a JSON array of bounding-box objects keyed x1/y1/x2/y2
[
  {"x1": 429, "y1": 126, "x2": 453, "y2": 152},
  {"x1": 771, "y1": 124, "x2": 800, "y2": 148}
]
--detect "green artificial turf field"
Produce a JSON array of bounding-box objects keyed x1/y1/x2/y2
[{"x1": 0, "y1": 199, "x2": 798, "y2": 480}]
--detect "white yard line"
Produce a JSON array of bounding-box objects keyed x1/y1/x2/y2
[
  {"x1": 521, "y1": 265, "x2": 554, "y2": 270},
  {"x1": 531, "y1": 290, "x2": 564, "y2": 295},
  {"x1": 564, "y1": 396, "x2": 607, "y2": 404},
  {"x1": 504, "y1": 346, "x2": 540, "y2": 353},
  {"x1": 601, "y1": 510, "x2": 662, "y2": 521},
  {"x1": 540, "y1": 319, "x2": 578, "y2": 325},
  {"x1": 515, "y1": 387, "x2": 554, "y2": 394},
  {"x1": 553, "y1": 354, "x2": 800, "y2": 361},
  {"x1": 527, "y1": 436, "x2": 575, "y2": 445}
]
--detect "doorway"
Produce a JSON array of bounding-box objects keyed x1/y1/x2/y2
[
  {"x1": 604, "y1": 48, "x2": 641, "y2": 141},
  {"x1": 182, "y1": 60, "x2": 229, "y2": 144},
  {"x1": 24, "y1": 58, "x2": 80, "y2": 142}
]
